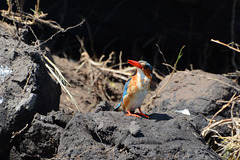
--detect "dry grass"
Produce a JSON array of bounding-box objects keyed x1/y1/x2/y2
[
  {"x1": 201, "y1": 93, "x2": 240, "y2": 159},
  {"x1": 201, "y1": 39, "x2": 240, "y2": 160}
]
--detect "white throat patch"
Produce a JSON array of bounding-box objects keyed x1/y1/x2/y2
[{"x1": 136, "y1": 68, "x2": 151, "y2": 87}]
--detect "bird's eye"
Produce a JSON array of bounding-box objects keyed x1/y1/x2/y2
[{"x1": 142, "y1": 64, "x2": 149, "y2": 69}]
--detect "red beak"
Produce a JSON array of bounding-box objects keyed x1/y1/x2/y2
[{"x1": 127, "y1": 59, "x2": 143, "y2": 69}]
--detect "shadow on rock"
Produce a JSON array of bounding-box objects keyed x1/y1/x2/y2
[{"x1": 149, "y1": 113, "x2": 172, "y2": 122}]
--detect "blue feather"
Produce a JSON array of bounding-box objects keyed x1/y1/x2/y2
[{"x1": 114, "y1": 78, "x2": 131, "y2": 111}]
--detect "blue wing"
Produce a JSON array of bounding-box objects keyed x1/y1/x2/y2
[{"x1": 114, "y1": 78, "x2": 131, "y2": 111}]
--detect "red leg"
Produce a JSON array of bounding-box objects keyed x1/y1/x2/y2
[
  {"x1": 126, "y1": 111, "x2": 140, "y2": 118},
  {"x1": 138, "y1": 108, "x2": 149, "y2": 118}
]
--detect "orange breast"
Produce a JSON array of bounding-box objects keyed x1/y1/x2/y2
[{"x1": 122, "y1": 74, "x2": 150, "y2": 112}]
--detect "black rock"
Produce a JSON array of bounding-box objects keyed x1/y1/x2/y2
[
  {"x1": 95, "y1": 100, "x2": 114, "y2": 113},
  {"x1": 0, "y1": 26, "x2": 61, "y2": 158},
  {"x1": 9, "y1": 111, "x2": 71, "y2": 159},
  {"x1": 58, "y1": 111, "x2": 221, "y2": 159}
]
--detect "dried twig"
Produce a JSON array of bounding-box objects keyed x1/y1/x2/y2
[
  {"x1": 10, "y1": 123, "x2": 28, "y2": 142},
  {"x1": 45, "y1": 60, "x2": 80, "y2": 111},
  {"x1": 211, "y1": 39, "x2": 240, "y2": 53},
  {"x1": 156, "y1": 44, "x2": 170, "y2": 73},
  {"x1": 41, "y1": 19, "x2": 85, "y2": 45},
  {"x1": 22, "y1": 63, "x2": 33, "y2": 94}
]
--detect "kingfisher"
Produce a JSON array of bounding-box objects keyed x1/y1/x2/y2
[{"x1": 114, "y1": 59, "x2": 153, "y2": 118}]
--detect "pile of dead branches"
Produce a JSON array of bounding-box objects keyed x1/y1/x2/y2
[{"x1": 76, "y1": 50, "x2": 135, "y2": 100}]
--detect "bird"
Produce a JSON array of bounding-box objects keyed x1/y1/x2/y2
[{"x1": 114, "y1": 59, "x2": 153, "y2": 118}]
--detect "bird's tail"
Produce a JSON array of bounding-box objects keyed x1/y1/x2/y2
[{"x1": 113, "y1": 101, "x2": 123, "y2": 111}]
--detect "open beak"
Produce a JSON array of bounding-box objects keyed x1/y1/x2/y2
[{"x1": 127, "y1": 59, "x2": 143, "y2": 69}]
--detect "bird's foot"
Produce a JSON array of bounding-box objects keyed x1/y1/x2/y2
[
  {"x1": 126, "y1": 111, "x2": 140, "y2": 118},
  {"x1": 138, "y1": 108, "x2": 149, "y2": 118},
  {"x1": 137, "y1": 112, "x2": 149, "y2": 119}
]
